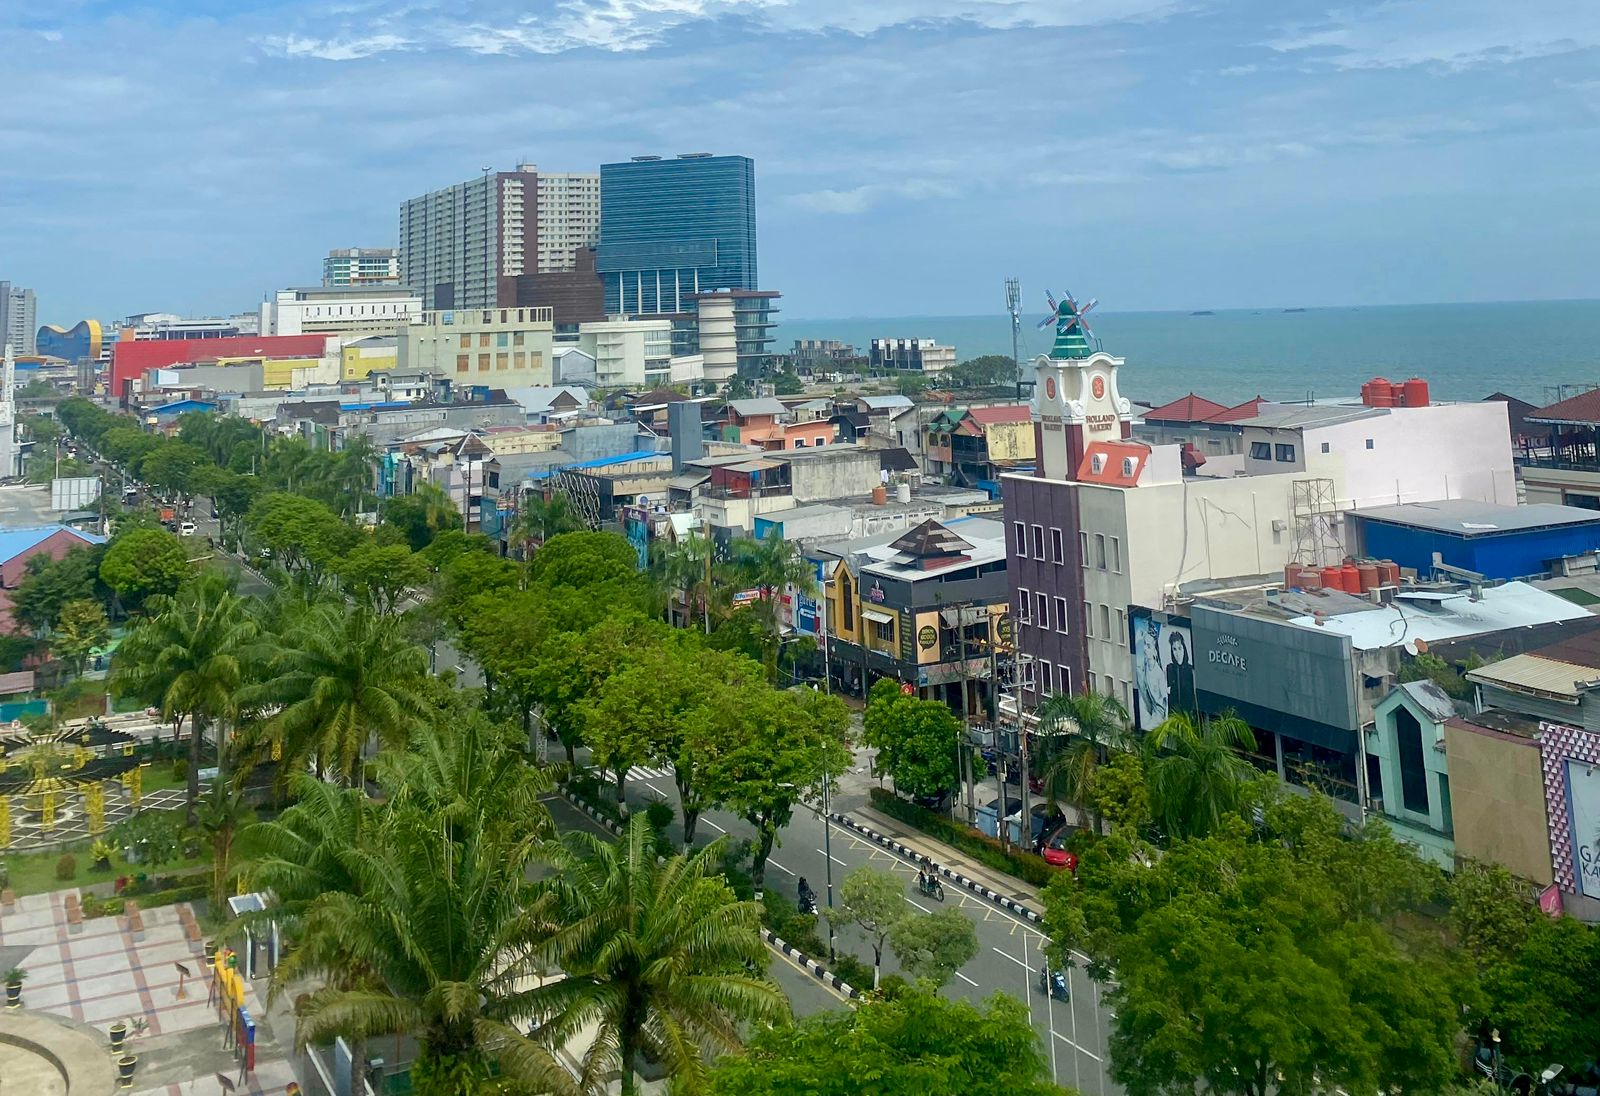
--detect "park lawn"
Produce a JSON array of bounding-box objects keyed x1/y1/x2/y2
[{"x1": 2, "y1": 834, "x2": 212, "y2": 899}]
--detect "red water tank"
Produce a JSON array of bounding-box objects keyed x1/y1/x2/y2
[
  {"x1": 1284, "y1": 564, "x2": 1302, "y2": 589},
  {"x1": 1341, "y1": 564, "x2": 1361, "y2": 593},
  {"x1": 1359, "y1": 380, "x2": 1374, "y2": 406},
  {"x1": 1357, "y1": 562, "x2": 1380, "y2": 592},
  {"x1": 1378, "y1": 559, "x2": 1401, "y2": 586},
  {"x1": 1321, "y1": 565, "x2": 1346, "y2": 592},
  {"x1": 1365, "y1": 377, "x2": 1393, "y2": 407},
  {"x1": 1402, "y1": 377, "x2": 1430, "y2": 407}
]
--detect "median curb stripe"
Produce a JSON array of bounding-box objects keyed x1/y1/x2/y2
[
  {"x1": 556, "y1": 785, "x2": 861, "y2": 1001},
  {"x1": 828, "y1": 812, "x2": 1044, "y2": 925}
]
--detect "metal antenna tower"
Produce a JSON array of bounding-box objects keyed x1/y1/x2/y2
[
  {"x1": 1005, "y1": 277, "x2": 1022, "y2": 399},
  {"x1": 1290, "y1": 477, "x2": 1342, "y2": 568}
]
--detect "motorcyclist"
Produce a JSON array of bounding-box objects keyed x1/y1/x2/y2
[{"x1": 797, "y1": 877, "x2": 816, "y2": 913}]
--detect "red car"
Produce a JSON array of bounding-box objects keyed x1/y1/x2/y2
[{"x1": 1042, "y1": 826, "x2": 1078, "y2": 872}]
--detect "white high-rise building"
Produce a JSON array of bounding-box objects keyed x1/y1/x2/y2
[
  {"x1": 323, "y1": 248, "x2": 401, "y2": 288},
  {"x1": 0, "y1": 283, "x2": 37, "y2": 357},
  {"x1": 535, "y1": 171, "x2": 602, "y2": 274}
]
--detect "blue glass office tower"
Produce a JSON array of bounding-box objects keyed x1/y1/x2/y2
[{"x1": 597, "y1": 154, "x2": 757, "y2": 315}]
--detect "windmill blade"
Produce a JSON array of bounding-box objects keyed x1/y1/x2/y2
[
  {"x1": 1080, "y1": 298, "x2": 1098, "y2": 314},
  {"x1": 1043, "y1": 290, "x2": 1058, "y2": 311},
  {"x1": 1036, "y1": 315, "x2": 1058, "y2": 330}
]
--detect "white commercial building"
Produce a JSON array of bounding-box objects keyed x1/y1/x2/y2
[
  {"x1": 323, "y1": 248, "x2": 401, "y2": 287},
  {"x1": 266, "y1": 286, "x2": 422, "y2": 338},
  {"x1": 578, "y1": 317, "x2": 672, "y2": 388},
  {"x1": 694, "y1": 294, "x2": 737, "y2": 384},
  {"x1": 0, "y1": 282, "x2": 37, "y2": 357}
]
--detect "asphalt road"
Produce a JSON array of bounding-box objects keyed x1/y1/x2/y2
[
  {"x1": 539, "y1": 792, "x2": 846, "y2": 1021},
  {"x1": 586, "y1": 754, "x2": 1122, "y2": 1096}
]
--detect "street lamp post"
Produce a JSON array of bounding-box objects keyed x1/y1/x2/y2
[{"x1": 822, "y1": 766, "x2": 836, "y2": 961}]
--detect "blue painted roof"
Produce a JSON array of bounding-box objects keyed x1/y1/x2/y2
[
  {"x1": 149, "y1": 399, "x2": 217, "y2": 415},
  {"x1": 526, "y1": 449, "x2": 661, "y2": 481},
  {"x1": 0, "y1": 525, "x2": 105, "y2": 563}
]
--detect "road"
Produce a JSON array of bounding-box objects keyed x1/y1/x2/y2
[{"x1": 585, "y1": 752, "x2": 1121, "y2": 1096}]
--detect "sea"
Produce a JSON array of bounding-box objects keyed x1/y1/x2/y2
[{"x1": 779, "y1": 299, "x2": 1600, "y2": 407}]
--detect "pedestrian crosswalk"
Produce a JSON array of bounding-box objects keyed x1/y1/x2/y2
[{"x1": 625, "y1": 765, "x2": 674, "y2": 782}]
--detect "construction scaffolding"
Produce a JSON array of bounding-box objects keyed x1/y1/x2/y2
[{"x1": 1290, "y1": 477, "x2": 1343, "y2": 568}]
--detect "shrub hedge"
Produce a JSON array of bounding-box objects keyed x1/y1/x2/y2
[{"x1": 867, "y1": 786, "x2": 1056, "y2": 888}]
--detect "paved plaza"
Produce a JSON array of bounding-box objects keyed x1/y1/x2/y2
[{"x1": 0, "y1": 887, "x2": 301, "y2": 1094}]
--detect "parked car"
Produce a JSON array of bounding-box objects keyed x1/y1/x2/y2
[{"x1": 1042, "y1": 825, "x2": 1079, "y2": 871}]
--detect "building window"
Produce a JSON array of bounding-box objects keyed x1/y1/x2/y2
[
  {"x1": 1094, "y1": 534, "x2": 1107, "y2": 570},
  {"x1": 1249, "y1": 441, "x2": 1271, "y2": 460},
  {"x1": 1079, "y1": 531, "x2": 1089, "y2": 566},
  {"x1": 1109, "y1": 536, "x2": 1122, "y2": 573},
  {"x1": 514, "y1": 352, "x2": 526, "y2": 367},
  {"x1": 1087, "y1": 671, "x2": 1096, "y2": 693},
  {"x1": 1120, "y1": 679, "x2": 1131, "y2": 706},
  {"x1": 1100, "y1": 603, "x2": 1111, "y2": 639},
  {"x1": 794, "y1": 439, "x2": 806, "y2": 448},
  {"x1": 1053, "y1": 597, "x2": 1068, "y2": 634},
  {"x1": 1083, "y1": 602, "x2": 1093, "y2": 638},
  {"x1": 1115, "y1": 608, "x2": 1126, "y2": 645},
  {"x1": 1050, "y1": 528, "x2": 1064, "y2": 564},
  {"x1": 1365, "y1": 438, "x2": 1374, "y2": 450},
  {"x1": 1030, "y1": 524, "x2": 1045, "y2": 560},
  {"x1": 1395, "y1": 707, "x2": 1431, "y2": 815},
  {"x1": 514, "y1": 332, "x2": 526, "y2": 347},
  {"x1": 1034, "y1": 592, "x2": 1048, "y2": 626},
  {"x1": 1018, "y1": 588, "x2": 1031, "y2": 623},
  {"x1": 497, "y1": 332, "x2": 509, "y2": 348},
  {"x1": 1014, "y1": 521, "x2": 1026, "y2": 554},
  {"x1": 1040, "y1": 662, "x2": 1053, "y2": 695},
  {"x1": 1022, "y1": 658, "x2": 1036, "y2": 691},
  {"x1": 1275, "y1": 443, "x2": 1296, "y2": 462},
  {"x1": 874, "y1": 618, "x2": 894, "y2": 643},
  {"x1": 496, "y1": 353, "x2": 509, "y2": 370},
  {"x1": 456, "y1": 354, "x2": 470, "y2": 373},
  {"x1": 1059, "y1": 665, "x2": 1071, "y2": 695},
  {"x1": 1320, "y1": 442, "x2": 1330, "y2": 454},
  {"x1": 478, "y1": 353, "x2": 490, "y2": 370},
  {"x1": 479, "y1": 333, "x2": 491, "y2": 347},
  {"x1": 459, "y1": 334, "x2": 471, "y2": 349}
]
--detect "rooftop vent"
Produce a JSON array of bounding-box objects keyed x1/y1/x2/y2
[
  {"x1": 631, "y1": 155, "x2": 663, "y2": 162},
  {"x1": 677, "y1": 152, "x2": 713, "y2": 158}
]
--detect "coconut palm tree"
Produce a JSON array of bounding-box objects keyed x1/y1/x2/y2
[
  {"x1": 653, "y1": 530, "x2": 721, "y2": 633},
  {"x1": 1033, "y1": 689, "x2": 1131, "y2": 835},
  {"x1": 1143, "y1": 711, "x2": 1258, "y2": 840},
  {"x1": 512, "y1": 490, "x2": 586, "y2": 558},
  {"x1": 113, "y1": 572, "x2": 257, "y2": 822},
  {"x1": 242, "y1": 601, "x2": 429, "y2": 784},
  {"x1": 731, "y1": 530, "x2": 815, "y2": 680},
  {"x1": 195, "y1": 777, "x2": 254, "y2": 911},
  {"x1": 529, "y1": 815, "x2": 787, "y2": 1095}
]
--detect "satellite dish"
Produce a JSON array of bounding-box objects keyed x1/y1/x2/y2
[{"x1": 1403, "y1": 640, "x2": 1419, "y2": 656}]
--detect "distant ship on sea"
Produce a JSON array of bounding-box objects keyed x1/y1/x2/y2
[
  {"x1": 1190, "y1": 310, "x2": 1215, "y2": 316},
  {"x1": 1283, "y1": 308, "x2": 1307, "y2": 313}
]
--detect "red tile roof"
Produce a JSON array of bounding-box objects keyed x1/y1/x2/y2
[
  {"x1": 965, "y1": 404, "x2": 1032, "y2": 426},
  {"x1": 1204, "y1": 396, "x2": 1268, "y2": 423},
  {"x1": 1141, "y1": 393, "x2": 1229, "y2": 423},
  {"x1": 1076, "y1": 441, "x2": 1150, "y2": 486},
  {"x1": 1529, "y1": 389, "x2": 1600, "y2": 426}
]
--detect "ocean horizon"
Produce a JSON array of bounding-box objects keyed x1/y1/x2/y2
[{"x1": 778, "y1": 298, "x2": 1600, "y2": 407}]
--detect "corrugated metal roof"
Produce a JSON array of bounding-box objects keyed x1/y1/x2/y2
[{"x1": 1467, "y1": 653, "x2": 1600, "y2": 699}]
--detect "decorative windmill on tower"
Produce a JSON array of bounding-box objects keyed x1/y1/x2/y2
[{"x1": 1030, "y1": 288, "x2": 1130, "y2": 480}]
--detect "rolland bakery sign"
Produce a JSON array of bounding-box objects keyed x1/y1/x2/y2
[{"x1": 1208, "y1": 633, "x2": 1247, "y2": 672}]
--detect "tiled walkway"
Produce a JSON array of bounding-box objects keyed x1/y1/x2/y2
[{"x1": 0, "y1": 888, "x2": 301, "y2": 1094}]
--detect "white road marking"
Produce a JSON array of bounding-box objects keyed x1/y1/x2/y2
[
  {"x1": 903, "y1": 896, "x2": 932, "y2": 913},
  {"x1": 815, "y1": 848, "x2": 849, "y2": 868},
  {"x1": 702, "y1": 818, "x2": 727, "y2": 834},
  {"x1": 992, "y1": 946, "x2": 1030, "y2": 968},
  {"x1": 767, "y1": 858, "x2": 794, "y2": 876},
  {"x1": 955, "y1": 971, "x2": 980, "y2": 987},
  {"x1": 1053, "y1": 1031, "x2": 1103, "y2": 1062}
]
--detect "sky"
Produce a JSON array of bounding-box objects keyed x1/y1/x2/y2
[{"x1": 1, "y1": 0, "x2": 1597, "y2": 323}]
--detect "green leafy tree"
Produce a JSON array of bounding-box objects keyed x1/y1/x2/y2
[
  {"x1": 1034, "y1": 689, "x2": 1130, "y2": 833},
  {"x1": 864, "y1": 678, "x2": 961, "y2": 802},
  {"x1": 530, "y1": 814, "x2": 787, "y2": 1095},
  {"x1": 113, "y1": 573, "x2": 256, "y2": 821},
  {"x1": 381, "y1": 484, "x2": 462, "y2": 550},
  {"x1": 889, "y1": 906, "x2": 978, "y2": 990},
  {"x1": 110, "y1": 808, "x2": 184, "y2": 872},
  {"x1": 838, "y1": 866, "x2": 907, "y2": 988},
  {"x1": 99, "y1": 425, "x2": 160, "y2": 470},
  {"x1": 527, "y1": 530, "x2": 644, "y2": 590},
  {"x1": 705, "y1": 988, "x2": 1065, "y2": 1096},
  {"x1": 946, "y1": 354, "x2": 1020, "y2": 388},
  {"x1": 99, "y1": 527, "x2": 191, "y2": 614},
  {"x1": 511, "y1": 490, "x2": 586, "y2": 555},
  {"x1": 52, "y1": 599, "x2": 109, "y2": 678},
  {"x1": 1143, "y1": 711, "x2": 1257, "y2": 839},
  {"x1": 10, "y1": 545, "x2": 105, "y2": 635},
  {"x1": 137, "y1": 441, "x2": 211, "y2": 497},
  {"x1": 703, "y1": 686, "x2": 850, "y2": 896},
  {"x1": 1085, "y1": 750, "x2": 1150, "y2": 835},
  {"x1": 245, "y1": 492, "x2": 358, "y2": 582},
  {"x1": 772, "y1": 367, "x2": 803, "y2": 395},
  {"x1": 244, "y1": 603, "x2": 429, "y2": 783},
  {"x1": 336, "y1": 543, "x2": 428, "y2": 616}
]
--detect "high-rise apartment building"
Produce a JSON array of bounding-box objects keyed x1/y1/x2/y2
[
  {"x1": 398, "y1": 164, "x2": 603, "y2": 323},
  {"x1": 597, "y1": 154, "x2": 757, "y2": 315},
  {"x1": 0, "y1": 283, "x2": 38, "y2": 356},
  {"x1": 323, "y1": 248, "x2": 401, "y2": 288}
]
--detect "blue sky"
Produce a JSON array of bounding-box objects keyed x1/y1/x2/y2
[{"x1": 1, "y1": 0, "x2": 1596, "y2": 323}]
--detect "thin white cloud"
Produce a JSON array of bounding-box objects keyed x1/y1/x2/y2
[
  {"x1": 269, "y1": 32, "x2": 413, "y2": 60},
  {"x1": 1268, "y1": 0, "x2": 1599, "y2": 70},
  {"x1": 788, "y1": 179, "x2": 963, "y2": 215}
]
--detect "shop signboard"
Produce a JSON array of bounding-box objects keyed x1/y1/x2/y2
[
  {"x1": 1190, "y1": 604, "x2": 1358, "y2": 738},
  {"x1": 1567, "y1": 759, "x2": 1600, "y2": 899}
]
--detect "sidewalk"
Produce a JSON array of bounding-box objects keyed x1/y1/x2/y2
[{"x1": 851, "y1": 804, "x2": 1046, "y2": 908}]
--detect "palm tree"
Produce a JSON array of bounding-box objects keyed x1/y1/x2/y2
[
  {"x1": 530, "y1": 815, "x2": 788, "y2": 1095},
  {"x1": 655, "y1": 531, "x2": 719, "y2": 633},
  {"x1": 732, "y1": 530, "x2": 815, "y2": 680},
  {"x1": 1034, "y1": 690, "x2": 1131, "y2": 835},
  {"x1": 1143, "y1": 711, "x2": 1258, "y2": 840},
  {"x1": 513, "y1": 490, "x2": 585, "y2": 558},
  {"x1": 235, "y1": 773, "x2": 374, "y2": 932},
  {"x1": 113, "y1": 572, "x2": 257, "y2": 822},
  {"x1": 335, "y1": 434, "x2": 379, "y2": 516},
  {"x1": 195, "y1": 778, "x2": 254, "y2": 911},
  {"x1": 243, "y1": 602, "x2": 429, "y2": 784}
]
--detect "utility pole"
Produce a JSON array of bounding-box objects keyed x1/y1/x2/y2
[
  {"x1": 993, "y1": 637, "x2": 1008, "y2": 850},
  {"x1": 1006, "y1": 278, "x2": 1023, "y2": 401},
  {"x1": 1017, "y1": 653, "x2": 1033, "y2": 848}
]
